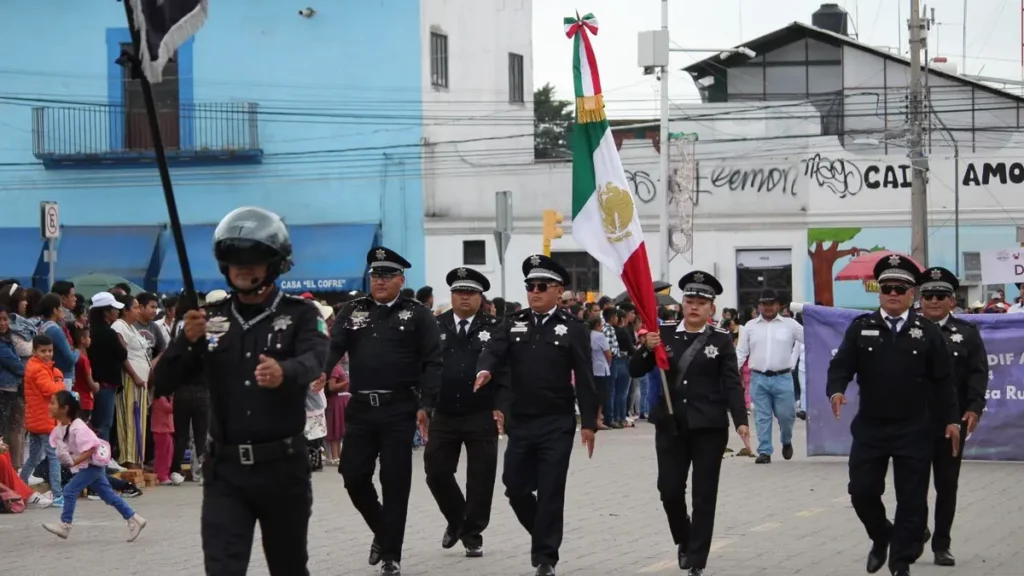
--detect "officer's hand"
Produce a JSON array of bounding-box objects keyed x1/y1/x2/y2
[
  {"x1": 493, "y1": 410, "x2": 505, "y2": 436},
  {"x1": 945, "y1": 424, "x2": 961, "y2": 457},
  {"x1": 830, "y1": 393, "x2": 846, "y2": 419},
  {"x1": 580, "y1": 428, "x2": 596, "y2": 458},
  {"x1": 473, "y1": 371, "x2": 491, "y2": 392},
  {"x1": 417, "y1": 410, "x2": 430, "y2": 443},
  {"x1": 311, "y1": 373, "x2": 327, "y2": 393},
  {"x1": 255, "y1": 355, "x2": 284, "y2": 388},
  {"x1": 736, "y1": 425, "x2": 752, "y2": 453},
  {"x1": 182, "y1": 309, "x2": 207, "y2": 343},
  {"x1": 645, "y1": 332, "x2": 661, "y2": 350},
  {"x1": 962, "y1": 411, "x2": 979, "y2": 434}
]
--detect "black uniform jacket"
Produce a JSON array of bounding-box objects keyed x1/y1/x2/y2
[
  {"x1": 436, "y1": 309, "x2": 510, "y2": 417},
  {"x1": 936, "y1": 315, "x2": 989, "y2": 420},
  {"x1": 629, "y1": 322, "x2": 748, "y2": 430},
  {"x1": 152, "y1": 290, "x2": 330, "y2": 446},
  {"x1": 825, "y1": 309, "x2": 960, "y2": 427},
  {"x1": 326, "y1": 295, "x2": 442, "y2": 411},
  {"x1": 476, "y1": 307, "x2": 599, "y2": 431}
]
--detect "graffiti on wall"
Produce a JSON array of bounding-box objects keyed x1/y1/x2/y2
[{"x1": 625, "y1": 169, "x2": 657, "y2": 204}]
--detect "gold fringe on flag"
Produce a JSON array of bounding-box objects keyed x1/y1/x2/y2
[{"x1": 575, "y1": 94, "x2": 606, "y2": 123}]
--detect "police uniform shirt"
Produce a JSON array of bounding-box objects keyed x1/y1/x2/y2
[
  {"x1": 933, "y1": 314, "x2": 988, "y2": 420},
  {"x1": 328, "y1": 295, "x2": 443, "y2": 409},
  {"x1": 476, "y1": 306, "x2": 599, "y2": 430},
  {"x1": 153, "y1": 291, "x2": 330, "y2": 446},
  {"x1": 436, "y1": 309, "x2": 508, "y2": 416},
  {"x1": 825, "y1": 309, "x2": 960, "y2": 426},
  {"x1": 629, "y1": 322, "x2": 748, "y2": 430}
]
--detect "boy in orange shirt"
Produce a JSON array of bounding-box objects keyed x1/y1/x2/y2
[{"x1": 20, "y1": 334, "x2": 65, "y2": 506}]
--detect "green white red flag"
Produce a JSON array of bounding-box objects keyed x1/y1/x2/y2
[{"x1": 564, "y1": 13, "x2": 668, "y2": 371}]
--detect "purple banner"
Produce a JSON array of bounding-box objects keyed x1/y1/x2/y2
[{"x1": 804, "y1": 304, "x2": 1024, "y2": 461}]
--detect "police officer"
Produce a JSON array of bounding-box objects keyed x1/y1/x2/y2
[
  {"x1": 473, "y1": 254, "x2": 598, "y2": 576},
  {"x1": 826, "y1": 255, "x2": 961, "y2": 576},
  {"x1": 152, "y1": 207, "x2": 330, "y2": 576},
  {"x1": 629, "y1": 271, "x2": 750, "y2": 576},
  {"x1": 327, "y1": 246, "x2": 443, "y2": 576},
  {"x1": 916, "y1": 267, "x2": 988, "y2": 567},
  {"x1": 424, "y1": 267, "x2": 508, "y2": 558}
]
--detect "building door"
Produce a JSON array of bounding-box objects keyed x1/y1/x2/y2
[
  {"x1": 735, "y1": 249, "x2": 793, "y2": 312},
  {"x1": 121, "y1": 43, "x2": 181, "y2": 151}
]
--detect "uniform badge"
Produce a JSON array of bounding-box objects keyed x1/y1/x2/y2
[
  {"x1": 478, "y1": 331, "x2": 491, "y2": 342},
  {"x1": 909, "y1": 327, "x2": 923, "y2": 339},
  {"x1": 273, "y1": 315, "x2": 293, "y2": 332},
  {"x1": 694, "y1": 272, "x2": 705, "y2": 283},
  {"x1": 457, "y1": 268, "x2": 468, "y2": 278},
  {"x1": 950, "y1": 326, "x2": 957, "y2": 332},
  {"x1": 554, "y1": 324, "x2": 568, "y2": 336},
  {"x1": 511, "y1": 321, "x2": 528, "y2": 333},
  {"x1": 207, "y1": 315, "x2": 230, "y2": 334},
  {"x1": 703, "y1": 344, "x2": 719, "y2": 359},
  {"x1": 930, "y1": 269, "x2": 942, "y2": 280},
  {"x1": 375, "y1": 248, "x2": 386, "y2": 260},
  {"x1": 530, "y1": 255, "x2": 541, "y2": 266},
  {"x1": 398, "y1": 310, "x2": 412, "y2": 321},
  {"x1": 950, "y1": 333, "x2": 963, "y2": 343}
]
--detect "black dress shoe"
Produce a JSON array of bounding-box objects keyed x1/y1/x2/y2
[
  {"x1": 755, "y1": 453, "x2": 771, "y2": 464},
  {"x1": 890, "y1": 567, "x2": 910, "y2": 576},
  {"x1": 441, "y1": 527, "x2": 459, "y2": 549},
  {"x1": 368, "y1": 539, "x2": 382, "y2": 566},
  {"x1": 380, "y1": 560, "x2": 401, "y2": 575},
  {"x1": 866, "y1": 541, "x2": 888, "y2": 574},
  {"x1": 465, "y1": 545, "x2": 484, "y2": 558},
  {"x1": 677, "y1": 544, "x2": 691, "y2": 570},
  {"x1": 688, "y1": 568, "x2": 704, "y2": 576},
  {"x1": 912, "y1": 527, "x2": 931, "y2": 562},
  {"x1": 535, "y1": 564, "x2": 556, "y2": 576},
  {"x1": 782, "y1": 443, "x2": 794, "y2": 460},
  {"x1": 933, "y1": 548, "x2": 955, "y2": 566},
  {"x1": 796, "y1": 410, "x2": 807, "y2": 420}
]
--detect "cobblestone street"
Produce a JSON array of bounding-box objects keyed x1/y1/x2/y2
[{"x1": 2, "y1": 420, "x2": 1021, "y2": 575}]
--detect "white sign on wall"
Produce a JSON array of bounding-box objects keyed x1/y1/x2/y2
[
  {"x1": 40, "y1": 201, "x2": 60, "y2": 239},
  {"x1": 979, "y1": 248, "x2": 1024, "y2": 285}
]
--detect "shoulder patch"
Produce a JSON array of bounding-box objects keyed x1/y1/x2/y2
[
  {"x1": 713, "y1": 326, "x2": 730, "y2": 334},
  {"x1": 853, "y1": 313, "x2": 874, "y2": 324}
]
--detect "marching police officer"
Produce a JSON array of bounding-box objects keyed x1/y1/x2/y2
[
  {"x1": 629, "y1": 271, "x2": 750, "y2": 576},
  {"x1": 474, "y1": 254, "x2": 599, "y2": 576},
  {"x1": 152, "y1": 207, "x2": 330, "y2": 576},
  {"x1": 425, "y1": 267, "x2": 509, "y2": 558},
  {"x1": 327, "y1": 246, "x2": 443, "y2": 576},
  {"x1": 916, "y1": 266, "x2": 988, "y2": 566},
  {"x1": 827, "y1": 255, "x2": 961, "y2": 576}
]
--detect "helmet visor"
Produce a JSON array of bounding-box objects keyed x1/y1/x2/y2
[{"x1": 215, "y1": 238, "x2": 281, "y2": 266}]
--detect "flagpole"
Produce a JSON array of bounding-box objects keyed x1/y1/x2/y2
[{"x1": 121, "y1": 0, "x2": 197, "y2": 306}]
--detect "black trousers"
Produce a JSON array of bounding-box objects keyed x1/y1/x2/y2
[
  {"x1": 654, "y1": 424, "x2": 729, "y2": 570},
  {"x1": 929, "y1": 426, "x2": 967, "y2": 551},
  {"x1": 201, "y1": 450, "x2": 312, "y2": 576},
  {"x1": 423, "y1": 409, "x2": 499, "y2": 547},
  {"x1": 502, "y1": 413, "x2": 576, "y2": 567},
  {"x1": 338, "y1": 399, "x2": 417, "y2": 562},
  {"x1": 848, "y1": 418, "x2": 932, "y2": 571},
  {"x1": 171, "y1": 386, "x2": 210, "y2": 476}
]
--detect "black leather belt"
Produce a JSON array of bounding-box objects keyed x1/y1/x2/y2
[
  {"x1": 753, "y1": 369, "x2": 791, "y2": 377},
  {"x1": 350, "y1": 390, "x2": 416, "y2": 407},
  {"x1": 211, "y1": 434, "x2": 305, "y2": 466}
]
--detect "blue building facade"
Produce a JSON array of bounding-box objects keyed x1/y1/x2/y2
[{"x1": 0, "y1": 1, "x2": 425, "y2": 292}]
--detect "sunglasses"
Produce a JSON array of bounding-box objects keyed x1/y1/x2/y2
[
  {"x1": 920, "y1": 292, "x2": 949, "y2": 301},
  {"x1": 879, "y1": 284, "x2": 910, "y2": 295},
  {"x1": 369, "y1": 273, "x2": 400, "y2": 282},
  {"x1": 525, "y1": 282, "x2": 553, "y2": 293}
]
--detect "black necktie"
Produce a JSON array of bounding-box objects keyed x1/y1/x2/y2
[
  {"x1": 458, "y1": 319, "x2": 469, "y2": 338},
  {"x1": 534, "y1": 312, "x2": 549, "y2": 326},
  {"x1": 887, "y1": 317, "x2": 901, "y2": 342}
]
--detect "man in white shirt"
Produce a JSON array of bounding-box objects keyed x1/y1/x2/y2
[
  {"x1": 735, "y1": 289, "x2": 803, "y2": 463},
  {"x1": 1006, "y1": 283, "x2": 1024, "y2": 313}
]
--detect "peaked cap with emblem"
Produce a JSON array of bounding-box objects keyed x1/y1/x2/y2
[
  {"x1": 873, "y1": 253, "x2": 921, "y2": 284},
  {"x1": 919, "y1": 266, "x2": 959, "y2": 294},
  {"x1": 522, "y1": 254, "x2": 570, "y2": 286},
  {"x1": 678, "y1": 270, "x2": 723, "y2": 300},
  {"x1": 366, "y1": 246, "x2": 411, "y2": 275},
  {"x1": 446, "y1": 266, "x2": 490, "y2": 293}
]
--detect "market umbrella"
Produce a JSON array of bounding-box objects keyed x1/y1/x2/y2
[
  {"x1": 834, "y1": 251, "x2": 923, "y2": 282},
  {"x1": 68, "y1": 273, "x2": 145, "y2": 300},
  {"x1": 613, "y1": 280, "x2": 677, "y2": 306}
]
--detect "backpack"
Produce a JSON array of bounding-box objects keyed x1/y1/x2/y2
[
  {"x1": 0, "y1": 483, "x2": 25, "y2": 513},
  {"x1": 90, "y1": 439, "x2": 113, "y2": 467}
]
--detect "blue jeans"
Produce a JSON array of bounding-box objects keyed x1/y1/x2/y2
[
  {"x1": 91, "y1": 386, "x2": 116, "y2": 442},
  {"x1": 21, "y1": 433, "x2": 62, "y2": 498},
  {"x1": 60, "y1": 465, "x2": 134, "y2": 524},
  {"x1": 750, "y1": 372, "x2": 797, "y2": 456},
  {"x1": 609, "y1": 359, "x2": 630, "y2": 422}
]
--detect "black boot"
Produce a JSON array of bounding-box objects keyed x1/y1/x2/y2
[
  {"x1": 380, "y1": 559, "x2": 401, "y2": 575},
  {"x1": 441, "y1": 526, "x2": 458, "y2": 549},
  {"x1": 535, "y1": 564, "x2": 555, "y2": 576},
  {"x1": 933, "y1": 548, "x2": 955, "y2": 566},
  {"x1": 677, "y1": 544, "x2": 691, "y2": 570}
]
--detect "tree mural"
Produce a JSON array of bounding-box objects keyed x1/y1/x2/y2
[{"x1": 808, "y1": 228, "x2": 867, "y2": 306}]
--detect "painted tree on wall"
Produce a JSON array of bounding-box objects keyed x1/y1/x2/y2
[{"x1": 808, "y1": 227, "x2": 867, "y2": 306}]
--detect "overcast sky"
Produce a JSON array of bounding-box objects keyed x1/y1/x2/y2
[{"x1": 533, "y1": 0, "x2": 1023, "y2": 117}]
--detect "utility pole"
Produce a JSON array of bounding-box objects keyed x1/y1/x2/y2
[
  {"x1": 908, "y1": 0, "x2": 929, "y2": 266},
  {"x1": 658, "y1": 0, "x2": 670, "y2": 282}
]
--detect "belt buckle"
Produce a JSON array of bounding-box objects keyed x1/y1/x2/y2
[
  {"x1": 369, "y1": 393, "x2": 380, "y2": 407},
  {"x1": 238, "y1": 444, "x2": 254, "y2": 466}
]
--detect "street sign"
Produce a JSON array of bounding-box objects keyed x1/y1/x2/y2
[
  {"x1": 40, "y1": 201, "x2": 60, "y2": 239},
  {"x1": 494, "y1": 191, "x2": 513, "y2": 266},
  {"x1": 493, "y1": 230, "x2": 511, "y2": 266}
]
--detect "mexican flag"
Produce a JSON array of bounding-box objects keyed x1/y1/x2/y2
[{"x1": 565, "y1": 14, "x2": 668, "y2": 372}]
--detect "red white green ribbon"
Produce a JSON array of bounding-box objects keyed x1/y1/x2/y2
[{"x1": 564, "y1": 13, "x2": 604, "y2": 123}]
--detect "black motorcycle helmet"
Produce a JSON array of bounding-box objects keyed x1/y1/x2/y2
[{"x1": 213, "y1": 207, "x2": 293, "y2": 293}]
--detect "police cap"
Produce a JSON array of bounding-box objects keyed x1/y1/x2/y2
[
  {"x1": 678, "y1": 270, "x2": 723, "y2": 300},
  {"x1": 446, "y1": 267, "x2": 490, "y2": 293},
  {"x1": 919, "y1": 266, "x2": 959, "y2": 294},
  {"x1": 367, "y1": 246, "x2": 411, "y2": 275},
  {"x1": 522, "y1": 254, "x2": 570, "y2": 286},
  {"x1": 873, "y1": 253, "x2": 920, "y2": 284}
]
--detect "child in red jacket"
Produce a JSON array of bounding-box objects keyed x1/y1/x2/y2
[{"x1": 20, "y1": 334, "x2": 66, "y2": 505}]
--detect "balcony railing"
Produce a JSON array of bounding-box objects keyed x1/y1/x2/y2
[{"x1": 32, "y1": 102, "x2": 263, "y2": 166}]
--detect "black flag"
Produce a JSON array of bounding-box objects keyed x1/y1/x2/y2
[{"x1": 128, "y1": 0, "x2": 209, "y2": 83}]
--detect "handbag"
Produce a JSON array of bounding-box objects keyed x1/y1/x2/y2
[{"x1": 0, "y1": 483, "x2": 25, "y2": 513}]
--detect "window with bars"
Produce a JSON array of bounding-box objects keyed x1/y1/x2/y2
[
  {"x1": 462, "y1": 240, "x2": 486, "y2": 265},
  {"x1": 431, "y1": 32, "x2": 449, "y2": 88},
  {"x1": 550, "y1": 251, "x2": 600, "y2": 293},
  {"x1": 508, "y1": 52, "x2": 524, "y2": 103}
]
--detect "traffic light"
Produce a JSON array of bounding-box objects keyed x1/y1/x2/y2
[{"x1": 542, "y1": 210, "x2": 564, "y2": 256}]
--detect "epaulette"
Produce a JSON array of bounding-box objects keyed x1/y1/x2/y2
[
  {"x1": 509, "y1": 308, "x2": 533, "y2": 320},
  {"x1": 555, "y1": 308, "x2": 579, "y2": 323},
  {"x1": 713, "y1": 325, "x2": 730, "y2": 334},
  {"x1": 853, "y1": 312, "x2": 874, "y2": 323},
  {"x1": 400, "y1": 296, "x2": 423, "y2": 308}
]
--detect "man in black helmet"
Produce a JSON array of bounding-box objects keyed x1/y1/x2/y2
[{"x1": 152, "y1": 206, "x2": 330, "y2": 576}]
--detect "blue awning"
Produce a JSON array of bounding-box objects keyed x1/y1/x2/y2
[
  {"x1": 157, "y1": 225, "x2": 222, "y2": 294},
  {"x1": 279, "y1": 224, "x2": 379, "y2": 293},
  {"x1": 0, "y1": 228, "x2": 46, "y2": 289},
  {"x1": 49, "y1": 226, "x2": 163, "y2": 289}
]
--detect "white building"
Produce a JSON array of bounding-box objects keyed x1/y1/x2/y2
[{"x1": 424, "y1": 3, "x2": 1024, "y2": 311}]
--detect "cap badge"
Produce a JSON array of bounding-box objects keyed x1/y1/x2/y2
[
  {"x1": 693, "y1": 272, "x2": 705, "y2": 283},
  {"x1": 375, "y1": 248, "x2": 386, "y2": 260},
  {"x1": 888, "y1": 254, "x2": 901, "y2": 266},
  {"x1": 529, "y1": 255, "x2": 541, "y2": 266},
  {"x1": 930, "y1": 269, "x2": 942, "y2": 280},
  {"x1": 457, "y1": 268, "x2": 468, "y2": 278}
]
